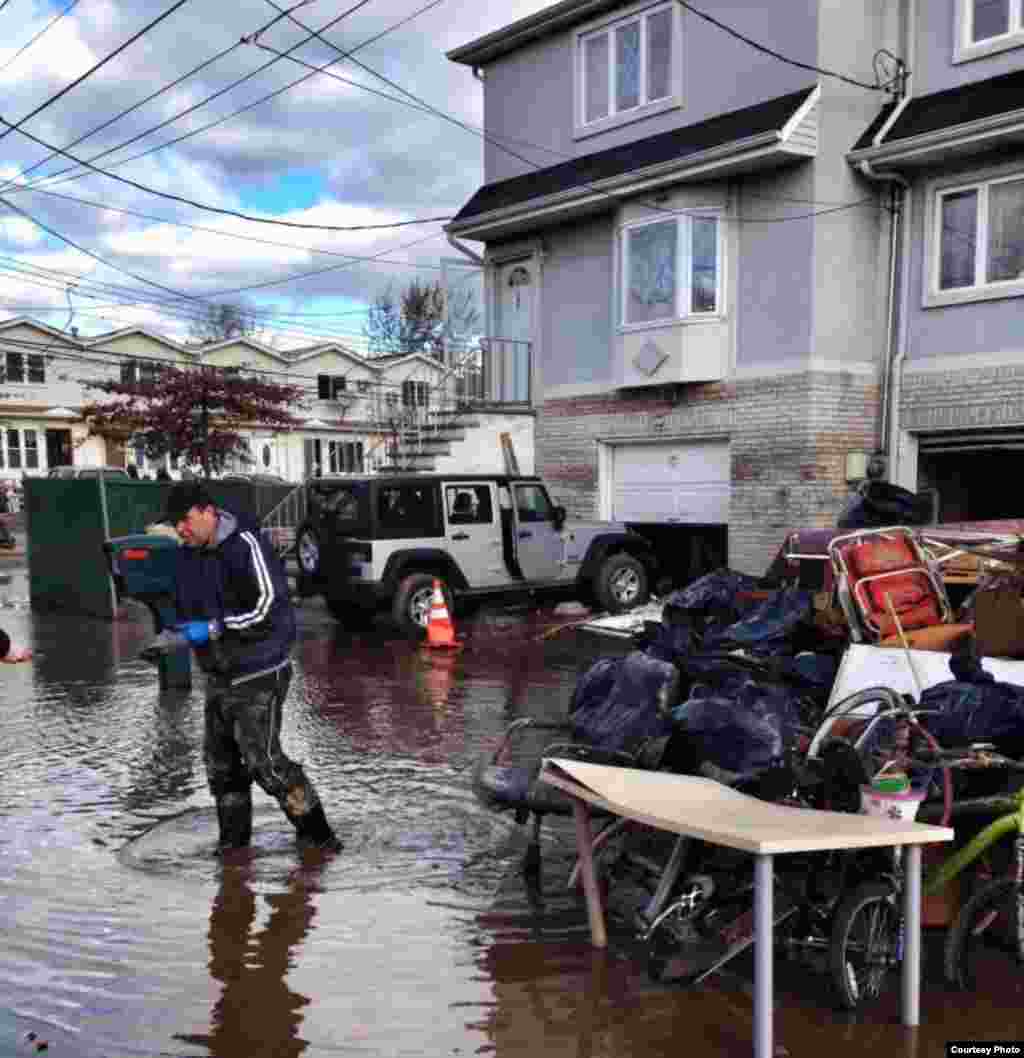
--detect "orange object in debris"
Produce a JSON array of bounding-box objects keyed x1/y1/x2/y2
[{"x1": 426, "y1": 579, "x2": 458, "y2": 648}]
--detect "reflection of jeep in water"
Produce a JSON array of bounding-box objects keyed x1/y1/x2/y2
[{"x1": 295, "y1": 473, "x2": 658, "y2": 634}]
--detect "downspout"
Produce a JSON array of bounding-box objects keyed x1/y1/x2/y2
[{"x1": 858, "y1": 161, "x2": 909, "y2": 459}]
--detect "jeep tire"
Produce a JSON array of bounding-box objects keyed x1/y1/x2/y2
[
  {"x1": 593, "y1": 553, "x2": 648, "y2": 613},
  {"x1": 393, "y1": 572, "x2": 449, "y2": 636},
  {"x1": 295, "y1": 523, "x2": 322, "y2": 578}
]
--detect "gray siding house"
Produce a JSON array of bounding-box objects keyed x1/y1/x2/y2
[
  {"x1": 850, "y1": 0, "x2": 1024, "y2": 525},
  {"x1": 446, "y1": 0, "x2": 1006, "y2": 579}
]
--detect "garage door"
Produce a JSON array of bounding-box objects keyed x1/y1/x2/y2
[{"x1": 611, "y1": 440, "x2": 730, "y2": 523}]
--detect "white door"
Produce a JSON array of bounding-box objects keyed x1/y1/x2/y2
[
  {"x1": 612, "y1": 441, "x2": 731, "y2": 523},
  {"x1": 495, "y1": 261, "x2": 533, "y2": 402}
]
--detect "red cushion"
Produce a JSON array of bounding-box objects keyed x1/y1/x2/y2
[
  {"x1": 875, "y1": 597, "x2": 942, "y2": 638},
  {"x1": 846, "y1": 536, "x2": 917, "y2": 578},
  {"x1": 866, "y1": 571, "x2": 930, "y2": 611}
]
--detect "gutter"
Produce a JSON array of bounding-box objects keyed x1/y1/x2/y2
[{"x1": 445, "y1": 231, "x2": 484, "y2": 266}]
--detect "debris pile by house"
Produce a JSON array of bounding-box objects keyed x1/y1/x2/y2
[{"x1": 569, "y1": 521, "x2": 1024, "y2": 777}]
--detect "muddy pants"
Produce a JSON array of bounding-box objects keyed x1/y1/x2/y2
[{"x1": 204, "y1": 664, "x2": 321, "y2": 843}]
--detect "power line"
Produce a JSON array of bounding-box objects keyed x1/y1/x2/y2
[
  {"x1": 673, "y1": 0, "x2": 886, "y2": 92},
  {"x1": 0, "y1": 0, "x2": 82, "y2": 77},
  {"x1": 9, "y1": 0, "x2": 447, "y2": 197},
  {"x1": 0, "y1": 112, "x2": 451, "y2": 230},
  {"x1": 0, "y1": 0, "x2": 196, "y2": 150}
]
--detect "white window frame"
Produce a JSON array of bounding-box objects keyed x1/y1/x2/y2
[
  {"x1": 0, "y1": 428, "x2": 41, "y2": 471},
  {"x1": 619, "y1": 210, "x2": 724, "y2": 330},
  {"x1": 954, "y1": 0, "x2": 1024, "y2": 62},
  {"x1": 925, "y1": 166, "x2": 1024, "y2": 307},
  {"x1": 574, "y1": 0, "x2": 682, "y2": 141}
]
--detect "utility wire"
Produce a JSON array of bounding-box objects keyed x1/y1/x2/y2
[
  {"x1": 0, "y1": 0, "x2": 196, "y2": 150},
  {"x1": 0, "y1": 0, "x2": 379, "y2": 196},
  {"x1": 8, "y1": 0, "x2": 446, "y2": 196},
  {"x1": 674, "y1": 0, "x2": 885, "y2": 92},
  {"x1": 0, "y1": 0, "x2": 82, "y2": 77},
  {"x1": 0, "y1": 114, "x2": 452, "y2": 229}
]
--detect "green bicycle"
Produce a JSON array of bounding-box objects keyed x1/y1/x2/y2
[{"x1": 830, "y1": 739, "x2": 1024, "y2": 1007}]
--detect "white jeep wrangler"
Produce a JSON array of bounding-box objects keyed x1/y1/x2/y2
[{"x1": 295, "y1": 472, "x2": 658, "y2": 634}]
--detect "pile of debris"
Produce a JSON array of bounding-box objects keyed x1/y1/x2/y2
[{"x1": 569, "y1": 524, "x2": 1024, "y2": 776}]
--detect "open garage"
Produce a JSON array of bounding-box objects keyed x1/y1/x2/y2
[
  {"x1": 916, "y1": 430, "x2": 1024, "y2": 523},
  {"x1": 606, "y1": 439, "x2": 731, "y2": 590}
]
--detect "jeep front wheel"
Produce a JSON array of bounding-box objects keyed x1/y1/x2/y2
[
  {"x1": 393, "y1": 573, "x2": 447, "y2": 636},
  {"x1": 593, "y1": 553, "x2": 648, "y2": 613}
]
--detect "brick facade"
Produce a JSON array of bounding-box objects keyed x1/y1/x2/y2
[
  {"x1": 537, "y1": 370, "x2": 879, "y2": 576},
  {"x1": 902, "y1": 362, "x2": 1024, "y2": 435}
]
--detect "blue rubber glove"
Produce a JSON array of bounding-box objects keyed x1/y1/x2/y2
[{"x1": 176, "y1": 620, "x2": 221, "y2": 646}]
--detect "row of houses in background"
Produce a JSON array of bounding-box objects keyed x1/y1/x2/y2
[
  {"x1": 0, "y1": 315, "x2": 535, "y2": 484},
  {"x1": 444, "y1": 0, "x2": 1024, "y2": 577}
]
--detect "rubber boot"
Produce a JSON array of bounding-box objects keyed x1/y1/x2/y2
[
  {"x1": 215, "y1": 790, "x2": 253, "y2": 850},
  {"x1": 290, "y1": 799, "x2": 343, "y2": 853}
]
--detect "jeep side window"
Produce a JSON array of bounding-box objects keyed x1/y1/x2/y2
[
  {"x1": 378, "y1": 484, "x2": 435, "y2": 534},
  {"x1": 446, "y1": 485, "x2": 494, "y2": 525},
  {"x1": 514, "y1": 484, "x2": 552, "y2": 524}
]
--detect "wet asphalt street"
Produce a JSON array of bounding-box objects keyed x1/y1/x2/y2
[{"x1": 1, "y1": 552, "x2": 1022, "y2": 1058}]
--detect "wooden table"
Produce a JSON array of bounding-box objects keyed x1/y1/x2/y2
[{"x1": 540, "y1": 758, "x2": 954, "y2": 1058}]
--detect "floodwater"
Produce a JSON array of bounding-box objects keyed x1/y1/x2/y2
[{"x1": 1, "y1": 565, "x2": 1023, "y2": 1058}]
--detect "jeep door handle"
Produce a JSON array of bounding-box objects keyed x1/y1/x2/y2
[
  {"x1": 451, "y1": 532, "x2": 470, "y2": 541},
  {"x1": 519, "y1": 530, "x2": 532, "y2": 539}
]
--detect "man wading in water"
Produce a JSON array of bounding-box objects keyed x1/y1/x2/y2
[{"x1": 164, "y1": 482, "x2": 342, "y2": 854}]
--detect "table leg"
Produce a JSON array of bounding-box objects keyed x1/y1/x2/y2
[
  {"x1": 902, "y1": 844, "x2": 922, "y2": 1027},
  {"x1": 572, "y1": 798, "x2": 607, "y2": 949},
  {"x1": 754, "y1": 853, "x2": 773, "y2": 1058}
]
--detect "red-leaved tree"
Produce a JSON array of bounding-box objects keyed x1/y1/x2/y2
[{"x1": 81, "y1": 363, "x2": 306, "y2": 477}]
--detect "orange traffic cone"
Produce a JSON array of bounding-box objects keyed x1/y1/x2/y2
[{"x1": 426, "y1": 579, "x2": 458, "y2": 649}]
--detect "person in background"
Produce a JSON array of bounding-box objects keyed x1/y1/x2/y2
[
  {"x1": 163, "y1": 481, "x2": 341, "y2": 854},
  {"x1": 127, "y1": 464, "x2": 140, "y2": 480},
  {"x1": 156, "y1": 466, "x2": 172, "y2": 482}
]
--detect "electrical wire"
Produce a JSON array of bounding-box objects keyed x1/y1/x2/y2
[
  {"x1": 7, "y1": 0, "x2": 448, "y2": 197},
  {"x1": 0, "y1": 0, "x2": 82, "y2": 77},
  {"x1": 0, "y1": 0, "x2": 196, "y2": 150},
  {"x1": 673, "y1": 0, "x2": 886, "y2": 92}
]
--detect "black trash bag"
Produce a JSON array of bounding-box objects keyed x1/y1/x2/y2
[
  {"x1": 702, "y1": 585, "x2": 814, "y2": 657},
  {"x1": 671, "y1": 678, "x2": 802, "y2": 774},
  {"x1": 664, "y1": 568, "x2": 763, "y2": 616},
  {"x1": 570, "y1": 651, "x2": 679, "y2": 755},
  {"x1": 642, "y1": 612, "x2": 699, "y2": 665},
  {"x1": 568, "y1": 656, "x2": 622, "y2": 717},
  {"x1": 919, "y1": 653, "x2": 1024, "y2": 759},
  {"x1": 837, "y1": 481, "x2": 932, "y2": 529}
]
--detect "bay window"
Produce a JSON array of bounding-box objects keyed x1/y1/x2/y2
[
  {"x1": 578, "y1": 3, "x2": 678, "y2": 134},
  {"x1": 935, "y1": 174, "x2": 1024, "y2": 294},
  {"x1": 621, "y1": 212, "x2": 722, "y2": 326}
]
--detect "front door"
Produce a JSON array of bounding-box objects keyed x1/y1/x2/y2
[
  {"x1": 45, "y1": 428, "x2": 72, "y2": 468},
  {"x1": 442, "y1": 482, "x2": 506, "y2": 587},
  {"x1": 512, "y1": 482, "x2": 563, "y2": 582},
  {"x1": 495, "y1": 261, "x2": 533, "y2": 402}
]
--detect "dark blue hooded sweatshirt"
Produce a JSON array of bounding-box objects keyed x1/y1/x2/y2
[{"x1": 174, "y1": 507, "x2": 296, "y2": 684}]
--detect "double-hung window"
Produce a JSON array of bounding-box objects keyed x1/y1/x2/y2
[
  {"x1": 934, "y1": 174, "x2": 1024, "y2": 296},
  {"x1": 577, "y1": 2, "x2": 678, "y2": 134},
  {"x1": 956, "y1": 0, "x2": 1024, "y2": 59},
  {"x1": 621, "y1": 213, "x2": 722, "y2": 326}
]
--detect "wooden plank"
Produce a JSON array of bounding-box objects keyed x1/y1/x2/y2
[{"x1": 540, "y1": 759, "x2": 953, "y2": 856}]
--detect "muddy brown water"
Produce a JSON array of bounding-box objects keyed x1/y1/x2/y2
[{"x1": 1, "y1": 572, "x2": 1022, "y2": 1057}]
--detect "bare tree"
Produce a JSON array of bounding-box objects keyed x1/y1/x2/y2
[{"x1": 188, "y1": 302, "x2": 264, "y2": 346}]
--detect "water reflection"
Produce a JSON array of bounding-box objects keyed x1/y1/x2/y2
[{"x1": 176, "y1": 859, "x2": 321, "y2": 1058}]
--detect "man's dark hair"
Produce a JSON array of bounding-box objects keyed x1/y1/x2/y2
[{"x1": 163, "y1": 481, "x2": 216, "y2": 524}]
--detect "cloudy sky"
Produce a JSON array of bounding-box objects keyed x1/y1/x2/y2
[{"x1": 0, "y1": 0, "x2": 558, "y2": 350}]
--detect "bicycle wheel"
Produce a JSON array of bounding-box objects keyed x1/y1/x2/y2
[
  {"x1": 944, "y1": 878, "x2": 1021, "y2": 990},
  {"x1": 830, "y1": 880, "x2": 902, "y2": 1009}
]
